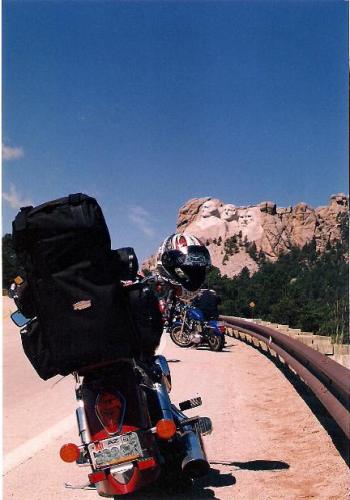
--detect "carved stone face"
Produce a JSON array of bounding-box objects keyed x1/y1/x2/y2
[
  {"x1": 200, "y1": 199, "x2": 221, "y2": 218},
  {"x1": 238, "y1": 209, "x2": 255, "y2": 227},
  {"x1": 221, "y1": 204, "x2": 237, "y2": 222},
  {"x1": 237, "y1": 207, "x2": 263, "y2": 242},
  {"x1": 293, "y1": 204, "x2": 313, "y2": 222}
]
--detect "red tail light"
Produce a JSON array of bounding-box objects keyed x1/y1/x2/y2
[
  {"x1": 95, "y1": 391, "x2": 125, "y2": 435},
  {"x1": 218, "y1": 324, "x2": 226, "y2": 334},
  {"x1": 159, "y1": 300, "x2": 166, "y2": 314}
]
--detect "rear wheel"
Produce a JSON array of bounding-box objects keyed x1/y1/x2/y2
[
  {"x1": 207, "y1": 332, "x2": 225, "y2": 351},
  {"x1": 170, "y1": 326, "x2": 193, "y2": 348}
]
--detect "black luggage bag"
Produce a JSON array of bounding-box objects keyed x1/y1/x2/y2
[
  {"x1": 125, "y1": 282, "x2": 163, "y2": 358},
  {"x1": 12, "y1": 193, "x2": 135, "y2": 379}
]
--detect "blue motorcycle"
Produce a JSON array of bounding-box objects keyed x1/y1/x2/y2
[{"x1": 170, "y1": 303, "x2": 226, "y2": 352}]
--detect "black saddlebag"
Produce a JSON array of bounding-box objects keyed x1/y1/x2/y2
[
  {"x1": 111, "y1": 247, "x2": 139, "y2": 281},
  {"x1": 125, "y1": 282, "x2": 163, "y2": 358},
  {"x1": 12, "y1": 193, "x2": 136, "y2": 379}
]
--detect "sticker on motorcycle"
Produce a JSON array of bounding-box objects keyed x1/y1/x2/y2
[
  {"x1": 88, "y1": 432, "x2": 143, "y2": 469},
  {"x1": 73, "y1": 300, "x2": 92, "y2": 311}
]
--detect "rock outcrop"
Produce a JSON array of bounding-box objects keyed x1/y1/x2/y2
[
  {"x1": 143, "y1": 194, "x2": 348, "y2": 277},
  {"x1": 177, "y1": 194, "x2": 348, "y2": 276}
]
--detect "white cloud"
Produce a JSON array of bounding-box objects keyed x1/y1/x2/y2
[
  {"x1": 128, "y1": 205, "x2": 156, "y2": 237},
  {"x1": 2, "y1": 144, "x2": 24, "y2": 161},
  {"x1": 3, "y1": 184, "x2": 33, "y2": 209}
]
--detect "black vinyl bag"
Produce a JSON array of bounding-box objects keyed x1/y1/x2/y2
[
  {"x1": 111, "y1": 247, "x2": 139, "y2": 281},
  {"x1": 12, "y1": 193, "x2": 137, "y2": 379},
  {"x1": 125, "y1": 282, "x2": 163, "y2": 358},
  {"x1": 13, "y1": 281, "x2": 36, "y2": 319}
]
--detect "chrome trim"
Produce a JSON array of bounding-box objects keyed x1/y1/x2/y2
[
  {"x1": 154, "y1": 356, "x2": 172, "y2": 392},
  {"x1": 110, "y1": 463, "x2": 135, "y2": 485},
  {"x1": 153, "y1": 383, "x2": 173, "y2": 420},
  {"x1": 170, "y1": 404, "x2": 210, "y2": 478},
  {"x1": 154, "y1": 355, "x2": 170, "y2": 378},
  {"x1": 76, "y1": 402, "x2": 90, "y2": 445}
]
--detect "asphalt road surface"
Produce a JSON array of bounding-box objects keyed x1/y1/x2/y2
[{"x1": 3, "y1": 298, "x2": 350, "y2": 499}]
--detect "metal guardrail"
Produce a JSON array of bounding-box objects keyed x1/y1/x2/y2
[{"x1": 220, "y1": 315, "x2": 350, "y2": 440}]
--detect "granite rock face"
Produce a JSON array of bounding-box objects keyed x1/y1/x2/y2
[{"x1": 174, "y1": 194, "x2": 348, "y2": 276}]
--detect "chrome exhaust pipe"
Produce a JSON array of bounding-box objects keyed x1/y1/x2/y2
[
  {"x1": 180, "y1": 429, "x2": 210, "y2": 478},
  {"x1": 171, "y1": 405, "x2": 210, "y2": 478},
  {"x1": 152, "y1": 382, "x2": 210, "y2": 478}
]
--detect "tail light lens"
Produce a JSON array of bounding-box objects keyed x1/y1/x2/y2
[
  {"x1": 159, "y1": 300, "x2": 166, "y2": 314},
  {"x1": 95, "y1": 390, "x2": 125, "y2": 435},
  {"x1": 60, "y1": 443, "x2": 80, "y2": 463},
  {"x1": 218, "y1": 324, "x2": 226, "y2": 334}
]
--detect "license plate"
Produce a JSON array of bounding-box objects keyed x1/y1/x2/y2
[{"x1": 88, "y1": 432, "x2": 143, "y2": 469}]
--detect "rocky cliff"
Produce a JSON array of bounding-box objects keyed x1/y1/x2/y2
[{"x1": 144, "y1": 194, "x2": 348, "y2": 277}]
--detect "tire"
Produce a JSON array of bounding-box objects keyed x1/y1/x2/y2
[
  {"x1": 170, "y1": 326, "x2": 193, "y2": 348},
  {"x1": 207, "y1": 332, "x2": 225, "y2": 351}
]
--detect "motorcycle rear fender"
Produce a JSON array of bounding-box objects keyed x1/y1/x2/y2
[
  {"x1": 207, "y1": 321, "x2": 224, "y2": 335},
  {"x1": 95, "y1": 461, "x2": 160, "y2": 497}
]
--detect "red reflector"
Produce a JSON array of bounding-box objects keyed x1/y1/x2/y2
[
  {"x1": 137, "y1": 457, "x2": 157, "y2": 470},
  {"x1": 59, "y1": 443, "x2": 80, "y2": 463},
  {"x1": 88, "y1": 471, "x2": 107, "y2": 484},
  {"x1": 156, "y1": 419, "x2": 177, "y2": 439}
]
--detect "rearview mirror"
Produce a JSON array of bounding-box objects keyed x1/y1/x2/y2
[{"x1": 10, "y1": 310, "x2": 31, "y2": 327}]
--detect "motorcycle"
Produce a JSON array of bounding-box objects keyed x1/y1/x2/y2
[
  {"x1": 170, "y1": 301, "x2": 226, "y2": 352},
  {"x1": 9, "y1": 292, "x2": 213, "y2": 497}
]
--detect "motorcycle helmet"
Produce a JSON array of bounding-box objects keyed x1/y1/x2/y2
[{"x1": 156, "y1": 233, "x2": 211, "y2": 291}]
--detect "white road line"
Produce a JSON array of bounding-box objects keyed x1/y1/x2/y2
[{"x1": 3, "y1": 414, "x2": 75, "y2": 475}]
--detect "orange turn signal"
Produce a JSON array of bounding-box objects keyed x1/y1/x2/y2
[
  {"x1": 59, "y1": 443, "x2": 80, "y2": 463},
  {"x1": 155, "y1": 419, "x2": 176, "y2": 440}
]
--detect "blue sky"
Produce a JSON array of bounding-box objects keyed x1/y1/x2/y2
[{"x1": 3, "y1": 1, "x2": 348, "y2": 261}]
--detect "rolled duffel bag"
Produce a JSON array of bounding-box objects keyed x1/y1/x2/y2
[{"x1": 12, "y1": 193, "x2": 137, "y2": 379}]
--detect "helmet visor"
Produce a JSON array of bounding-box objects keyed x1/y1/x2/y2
[
  {"x1": 183, "y1": 246, "x2": 211, "y2": 267},
  {"x1": 161, "y1": 246, "x2": 210, "y2": 269}
]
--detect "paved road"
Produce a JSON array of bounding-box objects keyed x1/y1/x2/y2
[{"x1": 3, "y1": 298, "x2": 350, "y2": 499}]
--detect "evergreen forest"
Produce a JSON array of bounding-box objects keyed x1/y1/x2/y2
[{"x1": 204, "y1": 216, "x2": 349, "y2": 342}]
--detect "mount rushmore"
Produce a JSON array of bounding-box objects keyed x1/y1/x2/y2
[{"x1": 144, "y1": 194, "x2": 348, "y2": 277}]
